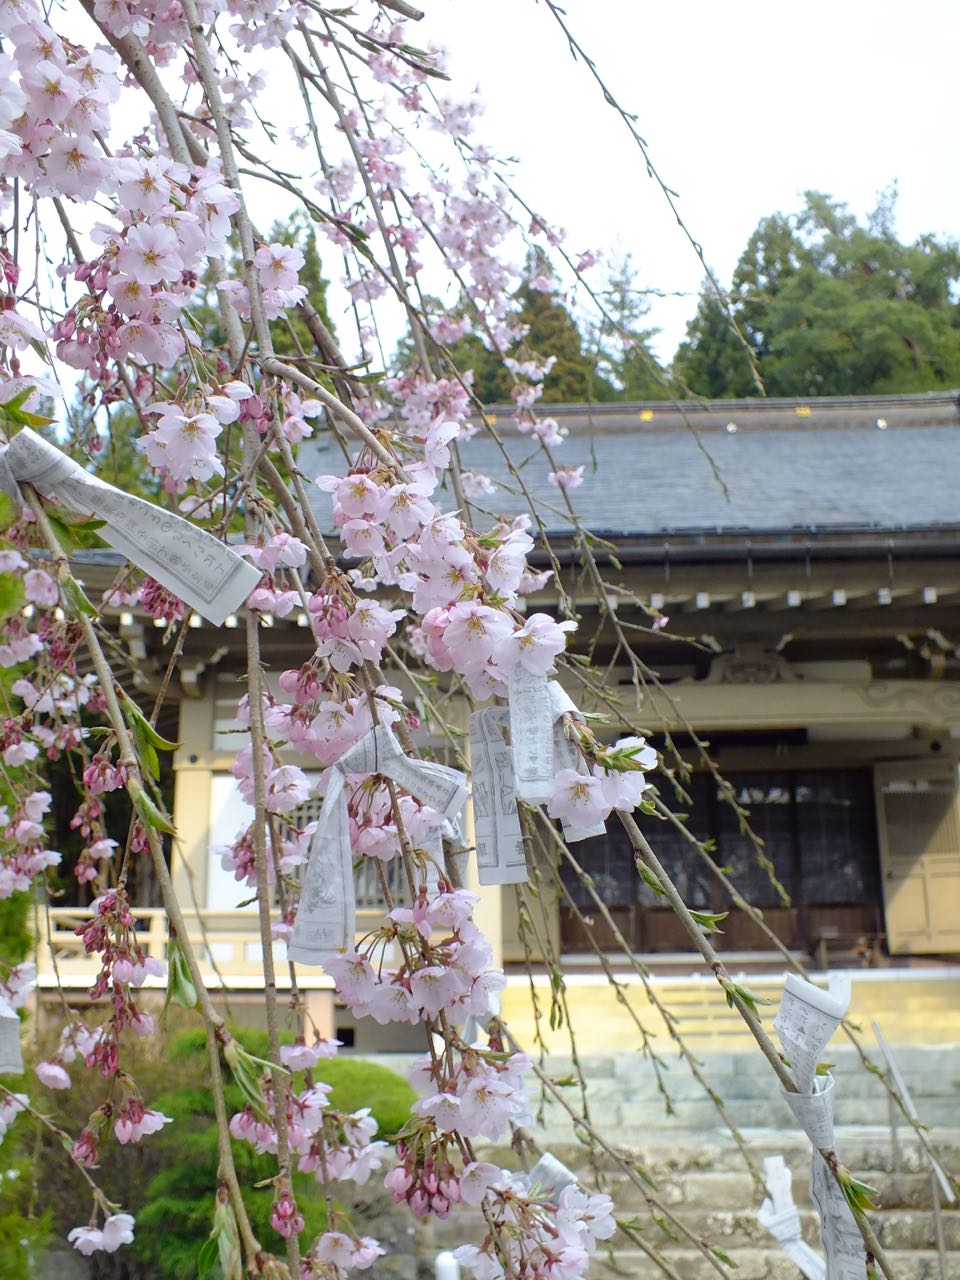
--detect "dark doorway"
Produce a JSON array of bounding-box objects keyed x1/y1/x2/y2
[{"x1": 558, "y1": 769, "x2": 882, "y2": 954}]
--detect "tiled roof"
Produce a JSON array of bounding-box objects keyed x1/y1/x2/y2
[{"x1": 299, "y1": 392, "x2": 960, "y2": 539}]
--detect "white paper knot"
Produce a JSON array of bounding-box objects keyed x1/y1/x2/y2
[
  {"x1": 0, "y1": 1001, "x2": 22, "y2": 1075},
  {"x1": 471, "y1": 675, "x2": 602, "y2": 887},
  {"x1": 782, "y1": 1073, "x2": 836, "y2": 1149},
  {"x1": 757, "y1": 1155, "x2": 825, "y2": 1280},
  {"x1": 0, "y1": 427, "x2": 260, "y2": 625},
  {"x1": 288, "y1": 723, "x2": 468, "y2": 966}
]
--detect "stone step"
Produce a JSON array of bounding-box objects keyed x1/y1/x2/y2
[
  {"x1": 529, "y1": 1046, "x2": 960, "y2": 1127},
  {"x1": 584, "y1": 1206, "x2": 960, "y2": 1252},
  {"x1": 629, "y1": 1168, "x2": 949, "y2": 1212},
  {"x1": 535, "y1": 1097, "x2": 960, "y2": 1133},
  {"x1": 602, "y1": 1249, "x2": 960, "y2": 1280},
  {"x1": 509, "y1": 1128, "x2": 960, "y2": 1178}
]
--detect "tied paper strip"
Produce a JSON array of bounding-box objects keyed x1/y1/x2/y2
[
  {"x1": 470, "y1": 707, "x2": 526, "y2": 886},
  {"x1": 0, "y1": 1001, "x2": 22, "y2": 1075},
  {"x1": 473, "y1": 677, "x2": 605, "y2": 885},
  {"x1": 507, "y1": 669, "x2": 557, "y2": 804},
  {"x1": 289, "y1": 723, "x2": 469, "y2": 966},
  {"x1": 757, "y1": 1155, "x2": 825, "y2": 1280},
  {"x1": 0, "y1": 428, "x2": 261, "y2": 626},
  {"x1": 548, "y1": 681, "x2": 605, "y2": 845},
  {"x1": 774, "y1": 975, "x2": 866, "y2": 1280},
  {"x1": 423, "y1": 817, "x2": 468, "y2": 896},
  {"x1": 810, "y1": 1153, "x2": 870, "y2": 1280},
  {"x1": 774, "y1": 972, "x2": 851, "y2": 1093},
  {"x1": 526, "y1": 1152, "x2": 578, "y2": 1202}
]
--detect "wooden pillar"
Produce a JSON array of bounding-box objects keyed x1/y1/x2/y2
[{"x1": 171, "y1": 694, "x2": 215, "y2": 909}]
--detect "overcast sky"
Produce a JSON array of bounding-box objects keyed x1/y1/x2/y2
[{"x1": 425, "y1": 0, "x2": 959, "y2": 359}]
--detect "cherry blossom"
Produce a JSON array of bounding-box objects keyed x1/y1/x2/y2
[{"x1": 36, "y1": 1060, "x2": 71, "y2": 1089}]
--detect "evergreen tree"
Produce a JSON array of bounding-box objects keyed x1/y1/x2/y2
[
  {"x1": 447, "y1": 253, "x2": 616, "y2": 405},
  {"x1": 674, "y1": 188, "x2": 960, "y2": 397},
  {"x1": 583, "y1": 254, "x2": 672, "y2": 400}
]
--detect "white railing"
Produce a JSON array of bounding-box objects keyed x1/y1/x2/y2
[{"x1": 35, "y1": 905, "x2": 393, "y2": 989}]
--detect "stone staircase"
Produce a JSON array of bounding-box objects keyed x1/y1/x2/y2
[
  {"x1": 415, "y1": 1043, "x2": 960, "y2": 1279},
  {"x1": 423, "y1": 1128, "x2": 960, "y2": 1279}
]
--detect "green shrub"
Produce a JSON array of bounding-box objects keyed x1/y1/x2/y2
[
  {"x1": 13, "y1": 1021, "x2": 413, "y2": 1279},
  {"x1": 312, "y1": 1058, "x2": 415, "y2": 1141}
]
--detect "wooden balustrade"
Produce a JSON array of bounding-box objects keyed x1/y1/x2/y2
[{"x1": 33, "y1": 906, "x2": 374, "y2": 989}]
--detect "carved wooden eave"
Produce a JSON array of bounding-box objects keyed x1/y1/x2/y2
[{"x1": 648, "y1": 678, "x2": 960, "y2": 733}]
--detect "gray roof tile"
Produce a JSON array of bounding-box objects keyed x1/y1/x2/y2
[{"x1": 299, "y1": 394, "x2": 960, "y2": 538}]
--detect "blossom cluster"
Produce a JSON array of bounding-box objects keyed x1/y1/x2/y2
[
  {"x1": 455, "y1": 1178, "x2": 617, "y2": 1280},
  {"x1": 230, "y1": 1038, "x2": 388, "y2": 1189},
  {"x1": 0, "y1": 0, "x2": 636, "y2": 1272},
  {"x1": 325, "y1": 888, "x2": 506, "y2": 1032}
]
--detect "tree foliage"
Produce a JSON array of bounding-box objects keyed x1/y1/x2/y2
[
  {"x1": 11, "y1": 1024, "x2": 414, "y2": 1280},
  {"x1": 674, "y1": 187, "x2": 960, "y2": 397}
]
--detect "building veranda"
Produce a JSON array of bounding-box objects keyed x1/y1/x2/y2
[{"x1": 39, "y1": 391, "x2": 960, "y2": 1056}]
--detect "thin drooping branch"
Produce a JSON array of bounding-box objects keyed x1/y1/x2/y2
[
  {"x1": 617, "y1": 807, "x2": 895, "y2": 1279},
  {"x1": 21, "y1": 484, "x2": 262, "y2": 1267}
]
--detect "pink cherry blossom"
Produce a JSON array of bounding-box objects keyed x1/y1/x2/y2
[
  {"x1": 116, "y1": 223, "x2": 183, "y2": 285},
  {"x1": 548, "y1": 465, "x2": 585, "y2": 491},
  {"x1": 546, "y1": 771, "x2": 609, "y2": 829},
  {"x1": 442, "y1": 603, "x2": 514, "y2": 674},
  {"x1": 496, "y1": 614, "x2": 577, "y2": 676},
  {"x1": 36, "y1": 1060, "x2": 71, "y2": 1089}
]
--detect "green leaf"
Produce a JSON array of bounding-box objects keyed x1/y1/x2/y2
[
  {"x1": 0, "y1": 571, "x2": 24, "y2": 619},
  {"x1": 44, "y1": 511, "x2": 78, "y2": 554},
  {"x1": 167, "y1": 942, "x2": 198, "y2": 1012},
  {"x1": 637, "y1": 862, "x2": 666, "y2": 896},
  {"x1": 651, "y1": 1212, "x2": 679, "y2": 1242},
  {"x1": 0, "y1": 494, "x2": 16, "y2": 531},
  {"x1": 723, "y1": 980, "x2": 773, "y2": 1015},
  {"x1": 840, "y1": 1172, "x2": 878, "y2": 1215},
  {"x1": 710, "y1": 1246, "x2": 738, "y2": 1268},
  {"x1": 131, "y1": 786, "x2": 176, "y2": 836},
  {"x1": 196, "y1": 1235, "x2": 219, "y2": 1276},
  {"x1": 0, "y1": 392, "x2": 55, "y2": 428},
  {"x1": 122, "y1": 695, "x2": 179, "y2": 780},
  {"x1": 689, "y1": 909, "x2": 729, "y2": 934},
  {"x1": 59, "y1": 573, "x2": 97, "y2": 618}
]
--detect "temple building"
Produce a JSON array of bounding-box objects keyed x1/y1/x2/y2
[{"x1": 39, "y1": 391, "x2": 960, "y2": 1053}]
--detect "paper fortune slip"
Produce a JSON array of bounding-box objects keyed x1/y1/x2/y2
[
  {"x1": 0, "y1": 1001, "x2": 23, "y2": 1075},
  {"x1": 289, "y1": 723, "x2": 468, "y2": 966},
  {"x1": 0, "y1": 428, "x2": 261, "y2": 626},
  {"x1": 774, "y1": 975, "x2": 866, "y2": 1280},
  {"x1": 757, "y1": 1155, "x2": 825, "y2": 1280},
  {"x1": 470, "y1": 675, "x2": 607, "y2": 887},
  {"x1": 470, "y1": 707, "x2": 527, "y2": 887}
]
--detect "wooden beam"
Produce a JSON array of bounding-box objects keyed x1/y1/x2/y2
[
  {"x1": 681, "y1": 591, "x2": 712, "y2": 613},
  {"x1": 849, "y1": 587, "x2": 894, "y2": 610},
  {"x1": 807, "y1": 588, "x2": 849, "y2": 611},
  {"x1": 764, "y1": 589, "x2": 804, "y2": 611}
]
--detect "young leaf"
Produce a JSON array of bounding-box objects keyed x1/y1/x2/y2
[
  {"x1": 0, "y1": 571, "x2": 25, "y2": 619},
  {"x1": 723, "y1": 981, "x2": 773, "y2": 1016},
  {"x1": 167, "y1": 942, "x2": 198, "y2": 1012},
  {"x1": 637, "y1": 862, "x2": 666, "y2": 896},
  {"x1": 131, "y1": 786, "x2": 176, "y2": 836},
  {"x1": 710, "y1": 1246, "x2": 738, "y2": 1268},
  {"x1": 839, "y1": 1172, "x2": 879, "y2": 1215},
  {"x1": 0, "y1": 390, "x2": 55, "y2": 428},
  {"x1": 59, "y1": 573, "x2": 97, "y2": 618},
  {"x1": 690, "y1": 910, "x2": 729, "y2": 934},
  {"x1": 197, "y1": 1235, "x2": 219, "y2": 1276}
]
